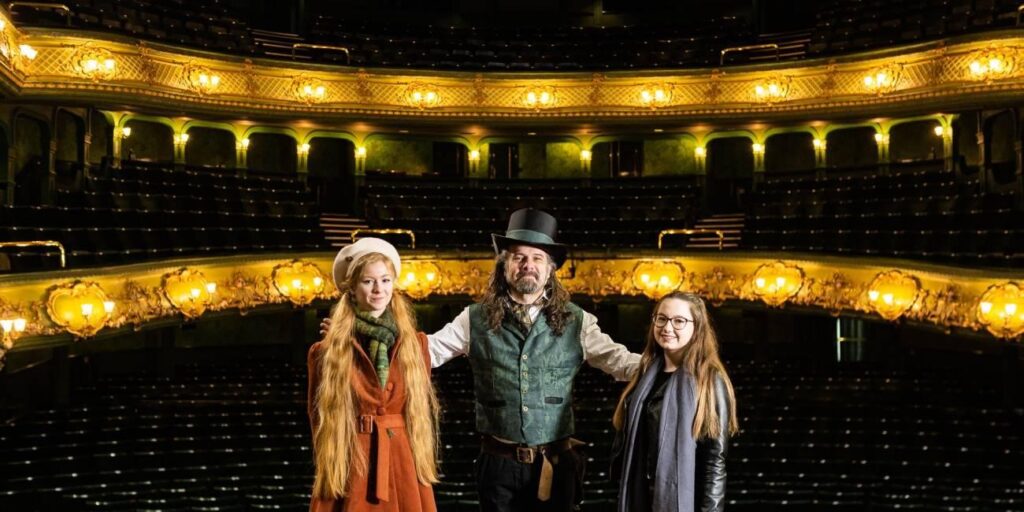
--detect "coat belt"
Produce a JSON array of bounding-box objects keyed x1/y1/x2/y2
[{"x1": 358, "y1": 413, "x2": 405, "y2": 502}]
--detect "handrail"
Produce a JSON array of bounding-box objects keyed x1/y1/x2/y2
[
  {"x1": 292, "y1": 43, "x2": 350, "y2": 64},
  {"x1": 9, "y1": 2, "x2": 71, "y2": 26},
  {"x1": 720, "y1": 43, "x2": 779, "y2": 66},
  {"x1": 350, "y1": 229, "x2": 415, "y2": 249},
  {"x1": 0, "y1": 240, "x2": 67, "y2": 268},
  {"x1": 658, "y1": 229, "x2": 724, "y2": 250}
]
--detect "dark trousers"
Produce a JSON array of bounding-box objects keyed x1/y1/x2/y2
[{"x1": 475, "y1": 446, "x2": 586, "y2": 512}]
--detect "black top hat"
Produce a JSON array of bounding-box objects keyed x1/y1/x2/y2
[{"x1": 491, "y1": 208, "x2": 568, "y2": 268}]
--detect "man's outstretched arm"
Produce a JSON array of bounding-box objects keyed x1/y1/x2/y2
[
  {"x1": 580, "y1": 311, "x2": 641, "y2": 381},
  {"x1": 427, "y1": 306, "x2": 472, "y2": 368}
]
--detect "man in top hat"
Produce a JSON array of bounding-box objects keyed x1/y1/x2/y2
[{"x1": 428, "y1": 208, "x2": 640, "y2": 511}]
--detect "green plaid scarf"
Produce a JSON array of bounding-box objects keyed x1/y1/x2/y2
[{"x1": 354, "y1": 309, "x2": 399, "y2": 388}]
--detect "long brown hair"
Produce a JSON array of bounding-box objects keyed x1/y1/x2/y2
[
  {"x1": 612, "y1": 291, "x2": 739, "y2": 439},
  {"x1": 311, "y1": 253, "x2": 440, "y2": 499}
]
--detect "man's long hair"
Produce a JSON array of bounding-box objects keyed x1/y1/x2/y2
[
  {"x1": 480, "y1": 250, "x2": 572, "y2": 336},
  {"x1": 310, "y1": 253, "x2": 440, "y2": 499}
]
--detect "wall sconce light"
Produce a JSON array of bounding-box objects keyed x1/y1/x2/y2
[
  {"x1": 694, "y1": 146, "x2": 707, "y2": 158},
  {"x1": 239, "y1": 138, "x2": 250, "y2": 150},
  {"x1": 579, "y1": 149, "x2": 592, "y2": 162},
  {"x1": 406, "y1": 83, "x2": 440, "y2": 109},
  {"x1": 0, "y1": 317, "x2": 27, "y2": 349},
  {"x1": 753, "y1": 77, "x2": 790, "y2": 103},
  {"x1": 522, "y1": 87, "x2": 556, "y2": 109},
  {"x1": 873, "y1": 132, "x2": 890, "y2": 144},
  {"x1": 46, "y1": 281, "x2": 116, "y2": 338},
  {"x1": 118, "y1": 126, "x2": 131, "y2": 139},
  {"x1": 18, "y1": 44, "x2": 37, "y2": 60},
  {"x1": 162, "y1": 268, "x2": 216, "y2": 319},
  {"x1": 812, "y1": 138, "x2": 824, "y2": 149},
  {"x1": 632, "y1": 260, "x2": 685, "y2": 299},
  {"x1": 751, "y1": 143, "x2": 765, "y2": 155},
  {"x1": 976, "y1": 282, "x2": 1024, "y2": 339},
  {"x1": 72, "y1": 46, "x2": 116, "y2": 81},
  {"x1": 967, "y1": 51, "x2": 1013, "y2": 82},
  {"x1": 862, "y1": 64, "x2": 901, "y2": 94},
  {"x1": 355, "y1": 146, "x2": 367, "y2": 159},
  {"x1": 298, "y1": 143, "x2": 311, "y2": 155},
  {"x1": 400, "y1": 261, "x2": 442, "y2": 300},
  {"x1": 468, "y1": 150, "x2": 481, "y2": 162},
  {"x1": 639, "y1": 84, "x2": 672, "y2": 109},
  {"x1": 186, "y1": 64, "x2": 221, "y2": 94},
  {"x1": 750, "y1": 261, "x2": 804, "y2": 307},
  {"x1": 865, "y1": 270, "x2": 920, "y2": 321},
  {"x1": 174, "y1": 133, "x2": 190, "y2": 146},
  {"x1": 933, "y1": 126, "x2": 944, "y2": 137},
  {"x1": 272, "y1": 260, "x2": 327, "y2": 306},
  {"x1": 293, "y1": 76, "x2": 327, "y2": 104}
]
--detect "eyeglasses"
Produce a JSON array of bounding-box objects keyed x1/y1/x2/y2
[{"x1": 652, "y1": 314, "x2": 694, "y2": 330}]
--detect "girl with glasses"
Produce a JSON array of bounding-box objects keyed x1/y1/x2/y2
[{"x1": 611, "y1": 291, "x2": 738, "y2": 512}]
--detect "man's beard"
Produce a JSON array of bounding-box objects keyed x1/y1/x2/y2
[{"x1": 510, "y1": 272, "x2": 542, "y2": 294}]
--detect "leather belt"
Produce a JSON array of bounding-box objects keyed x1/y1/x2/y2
[
  {"x1": 481, "y1": 435, "x2": 584, "y2": 501},
  {"x1": 358, "y1": 413, "x2": 405, "y2": 503}
]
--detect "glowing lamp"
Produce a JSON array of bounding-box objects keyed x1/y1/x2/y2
[{"x1": 865, "y1": 270, "x2": 920, "y2": 321}]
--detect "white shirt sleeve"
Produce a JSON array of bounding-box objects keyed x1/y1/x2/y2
[
  {"x1": 427, "y1": 306, "x2": 472, "y2": 368},
  {"x1": 580, "y1": 310, "x2": 641, "y2": 381}
]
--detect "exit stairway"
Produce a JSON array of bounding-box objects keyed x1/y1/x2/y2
[
  {"x1": 319, "y1": 213, "x2": 369, "y2": 249},
  {"x1": 685, "y1": 213, "x2": 744, "y2": 249}
]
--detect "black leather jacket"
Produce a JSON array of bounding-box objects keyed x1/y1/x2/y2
[
  {"x1": 694, "y1": 374, "x2": 730, "y2": 511},
  {"x1": 611, "y1": 373, "x2": 731, "y2": 512}
]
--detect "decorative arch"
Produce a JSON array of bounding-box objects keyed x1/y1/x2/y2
[
  {"x1": 302, "y1": 130, "x2": 359, "y2": 146},
  {"x1": 240, "y1": 125, "x2": 300, "y2": 142},
  {"x1": 182, "y1": 120, "x2": 239, "y2": 140}
]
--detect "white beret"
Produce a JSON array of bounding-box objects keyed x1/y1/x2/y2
[{"x1": 331, "y1": 237, "x2": 402, "y2": 290}]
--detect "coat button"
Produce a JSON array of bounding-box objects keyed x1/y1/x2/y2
[
  {"x1": 522, "y1": 406, "x2": 529, "y2": 412},
  {"x1": 376, "y1": 407, "x2": 386, "y2": 415},
  {"x1": 386, "y1": 383, "x2": 394, "y2": 391}
]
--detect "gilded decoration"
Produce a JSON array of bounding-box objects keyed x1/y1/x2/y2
[
  {"x1": 4, "y1": 29, "x2": 1024, "y2": 119},
  {"x1": 975, "y1": 282, "x2": 1024, "y2": 339},
  {"x1": 45, "y1": 280, "x2": 115, "y2": 338},
  {"x1": 400, "y1": 260, "x2": 442, "y2": 300},
  {"x1": 865, "y1": 270, "x2": 921, "y2": 321},
  {"x1": 0, "y1": 254, "x2": 1022, "y2": 353},
  {"x1": 748, "y1": 261, "x2": 805, "y2": 307},
  {"x1": 161, "y1": 268, "x2": 216, "y2": 319},
  {"x1": 271, "y1": 260, "x2": 327, "y2": 306},
  {"x1": 631, "y1": 260, "x2": 685, "y2": 299}
]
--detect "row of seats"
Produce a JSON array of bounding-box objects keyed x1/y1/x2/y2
[
  {"x1": 807, "y1": 0, "x2": 1021, "y2": 56},
  {"x1": 86, "y1": 175, "x2": 309, "y2": 202},
  {"x1": 0, "y1": 225, "x2": 324, "y2": 268},
  {"x1": 15, "y1": 0, "x2": 1020, "y2": 70},
  {"x1": 364, "y1": 177, "x2": 700, "y2": 250},
  {"x1": 2, "y1": 353, "x2": 1018, "y2": 511},
  {"x1": 58, "y1": 190, "x2": 313, "y2": 217}
]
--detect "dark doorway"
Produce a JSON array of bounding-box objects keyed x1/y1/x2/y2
[
  {"x1": 308, "y1": 138, "x2": 355, "y2": 213},
  {"x1": 184, "y1": 127, "x2": 236, "y2": 168},
  {"x1": 489, "y1": 143, "x2": 519, "y2": 179},
  {"x1": 706, "y1": 137, "x2": 754, "y2": 213},
  {"x1": 433, "y1": 142, "x2": 468, "y2": 177},
  {"x1": 826, "y1": 127, "x2": 878, "y2": 171},
  {"x1": 247, "y1": 133, "x2": 297, "y2": 175},
  {"x1": 593, "y1": 140, "x2": 642, "y2": 177}
]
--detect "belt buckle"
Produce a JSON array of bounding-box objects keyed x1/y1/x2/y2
[
  {"x1": 358, "y1": 414, "x2": 374, "y2": 434},
  {"x1": 516, "y1": 446, "x2": 535, "y2": 464}
]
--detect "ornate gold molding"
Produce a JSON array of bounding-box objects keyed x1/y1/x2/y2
[
  {"x1": 3, "y1": 28, "x2": 1024, "y2": 121},
  {"x1": 0, "y1": 252, "x2": 1020, "y2": 352}
]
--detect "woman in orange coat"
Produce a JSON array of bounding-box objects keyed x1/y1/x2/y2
[{"x1": 307, "y1": 237, "x2": 440, "y2": 512}]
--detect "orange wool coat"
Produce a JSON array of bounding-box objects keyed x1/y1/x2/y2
[{"x1": 307, "y1": 332, "x2": 437, "y2": 512}]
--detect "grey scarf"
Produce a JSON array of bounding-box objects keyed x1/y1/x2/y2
[{"x1": 617, "y1": 356, "x2": 697, "y2": 512}]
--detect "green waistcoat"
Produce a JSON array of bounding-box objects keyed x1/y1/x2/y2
[{"x1": 468, "y1": 302, "x2": 585, "y2": 446}]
